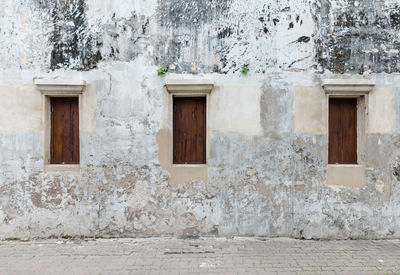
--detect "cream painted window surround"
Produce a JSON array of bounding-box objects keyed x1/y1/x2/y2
[
  {"x1": 322, "y1": 79, "x2": 375, "y2": 188},
  {"x1": 34, "y1": 79, "x2": 86, "y2": 173},
  {"x1": 165, "y1": 79, "x2": 214, "y2": 167}
]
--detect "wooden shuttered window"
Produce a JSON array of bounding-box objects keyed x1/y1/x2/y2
[
  {"x1": 173, "y1": 97, "x2": 206, "y2": 164},
  {"x1": 50, "y1": 97, "x2": 80, "y2": 164},
  {"x1": 328, "y1": 98, "x2": 357, "y2": 164}
]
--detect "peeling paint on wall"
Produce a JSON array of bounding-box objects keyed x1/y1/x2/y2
[
  {"x1": 0, "y1": 0, "x2": 400, "y2": 240},
  {"x1": 314, "y1": 0, "x2": 400, "y2": 74},
  {"x1": 35, "y1": 0, "x2": 102, "y2": 70}
]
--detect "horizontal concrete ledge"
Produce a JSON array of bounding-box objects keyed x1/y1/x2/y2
[
  {"x1": 323, "y1": 79, "x2": 376, "y2": 86},
  {"x1": 34, "y1": 79, "x2": 86, "y2": 94},
  {"x1": 323, "y1": 79, "x2": 375, "y2": 95},
  {"x1": 165, "y1": 79, "x2": 214, "y2": 94},
  {"x1": 34, "y1": 79, "x2": 86, "y2": 86},
  {"x1": 326, "y1": 164, "x2": 365, "y2": 188}
]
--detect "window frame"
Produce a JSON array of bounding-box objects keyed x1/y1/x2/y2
[
  {"x1": 328, "y1": 97, "x2": 358, "y2": 165},
  {"x1": 50, "y1": 97, "x2": 80, "y2": 165},
  {"x1": 173, "y1": 95, "x2": 207, "y2": 165},
  {"x1": 34, "y1": 79, "x2": 86, "y2": 172},
  {"x1": 165, "y1": 79, "x2": 213, "y2": 167},
  {"x1": 322, "y1": 79, "x2": 375, "y2": 187},
  {"x1": 323, "y1": 79, "x2": 374, "y2": 165}
]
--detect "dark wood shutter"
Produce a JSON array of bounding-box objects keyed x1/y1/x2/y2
[
  {"x1": 329, "y1": 98, "x2": 357, "y2": 164},
  {"x1": 51, "y1": 97, "x2": 80, "y2": 164},
  {"x1": 173, "y1": 97, "x2": 206, "y2": 164}
]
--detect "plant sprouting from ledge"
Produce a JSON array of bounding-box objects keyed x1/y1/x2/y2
[
  {"x1": 157, "y1": 67, "x2": 168, "y2": 76},
  {"x1": 241, "y1": 66, "x2": 249, "y2": 74}
]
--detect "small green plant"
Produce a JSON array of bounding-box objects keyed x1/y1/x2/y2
[
  {"x1": 157, "y1": 66, "x2": 168, "y2": 76},
  {"x1": 241, "y1": 66, "x2": 249, "y2": 74},
  {"x1": 262, "y1": 69, "x2": 266, "y2": 74},
  {"x1": 5, "y1": 237, "x2": 20, "y2": 241}
]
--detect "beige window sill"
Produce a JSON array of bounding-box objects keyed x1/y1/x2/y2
[
  {"x1": 326, "y1": 164, "x2": 365, "y2": 188},
  {"x1": 172, "y1": 164, "x2": 207, "y2": 168},
  {"x1": 44, "y1": 164, "x2": 81, "y2": 173}
]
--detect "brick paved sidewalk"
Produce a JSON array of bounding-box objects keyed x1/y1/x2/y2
[{"x1": 0, "y1": 237, "x2": 399, "y2": 275}]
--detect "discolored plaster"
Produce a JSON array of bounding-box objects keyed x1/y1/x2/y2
[
  {"x1": 0, "y1": 0, "x2": 400, "y2": 240},
  {"x1": 314, "y1": 0, "x2": 400, "y2": 74}
]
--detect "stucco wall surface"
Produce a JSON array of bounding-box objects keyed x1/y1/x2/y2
[{"x1": 1, "y1": 0, "x2": 400, "y2": 239}]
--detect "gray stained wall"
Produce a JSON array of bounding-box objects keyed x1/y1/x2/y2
[{"x1": 0, "y1": 0, "x2": 400, "y2": 239}]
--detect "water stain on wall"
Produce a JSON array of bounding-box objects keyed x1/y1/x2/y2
[
  {"x1": 36, "y1": 0, "x2": 102, "y2": 70},
  {"x1": 314, "y1": 0, "x2": 400, "y2": 74},
  {"x1": 155, "y1": 0, "x2": 231, "y2": 73},
  {"x1": 157, "y1": 0, "x2": 231, "y2": 28},
  {"x1": 101, "y1": 12, "x2": 150, "y2": 62}
]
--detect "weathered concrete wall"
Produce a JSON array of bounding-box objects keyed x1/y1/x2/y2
[{"x1": 1, "y1": 0, "x2": 400, "y2": 239}]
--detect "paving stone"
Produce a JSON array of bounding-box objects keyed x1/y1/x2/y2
[{"x1": 0, "y1": 238, "x2": 399, "y2": 274}]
